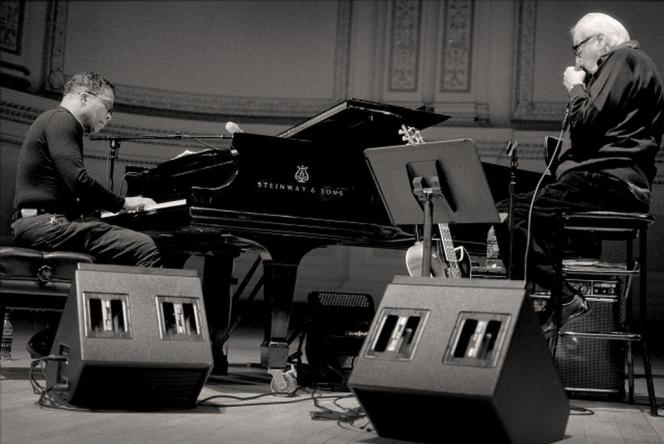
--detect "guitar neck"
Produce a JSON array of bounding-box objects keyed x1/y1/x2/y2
[{"x1": 438, "y1": 223, "x2": 462, "y2": 279}]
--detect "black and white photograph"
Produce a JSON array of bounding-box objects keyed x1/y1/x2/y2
[{"x1": 1, "y1": 1, "x2": 663, "y2": 443}]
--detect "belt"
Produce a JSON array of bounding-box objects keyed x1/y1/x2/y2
[{"x1": 12, "y1": 208, "x2": 52, "y2": 222}]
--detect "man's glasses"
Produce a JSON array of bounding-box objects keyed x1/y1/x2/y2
[
  {"x1": 573, "y1": 34, "x2": 596, "y2": 57},
  {"x1": 82, "y1": 91, "x2": 113, "y2": 116}
]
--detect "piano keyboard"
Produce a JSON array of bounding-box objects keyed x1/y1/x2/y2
[{"x1": 101, "y1": 198, "x2": 187, "y2": 219}]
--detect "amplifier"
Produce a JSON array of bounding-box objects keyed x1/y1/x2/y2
[
  {"x1": 530, "y1": 283, "x2": 626, "y2": 400},
  {"x1": 304, "y1": 291, "x2": 374, "y2": 385},
  {"x1": 566, "y1": 278, "x2": 620, "y2": 298}
]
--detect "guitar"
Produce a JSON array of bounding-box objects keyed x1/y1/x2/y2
[{"x1": 399, "y1": 125, "x2": 470, "y2": 278}]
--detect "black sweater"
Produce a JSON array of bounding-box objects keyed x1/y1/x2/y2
[
  {"x1": 558, "y1": 40, "x2": 664, "y2": 194},
  {"x1": 13, "y1": 107, "x2": 125, "y2": 218}
]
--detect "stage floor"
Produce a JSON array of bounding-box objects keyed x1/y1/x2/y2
[{"x1": 1, "y1": 319, "x2": 663, "y2": 443}]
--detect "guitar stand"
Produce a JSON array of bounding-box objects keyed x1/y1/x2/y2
[
  {"x1": 411, "y1": 175, "x2": 443, "y2": 277},
  {"x1": 364, "y1": 139, "x2": 501, "y2": 279}
]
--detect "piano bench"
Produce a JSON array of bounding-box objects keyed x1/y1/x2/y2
[{"x1": 0, "y1": 246, "x2": 95, "y2": 312}]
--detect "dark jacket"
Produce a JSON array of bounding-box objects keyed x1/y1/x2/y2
[{"x1": 557, "y1": 40, "x2": 664, "y2": 197}]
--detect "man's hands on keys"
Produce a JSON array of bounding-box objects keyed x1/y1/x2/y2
[{"x1": 123, "y1": 196, "x2": 157, "y2": 213}]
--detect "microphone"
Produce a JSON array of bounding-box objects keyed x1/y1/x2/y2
[
  {"x1": 562, "y1": 64, "x2": 583, "y2": 127},
  {"x1": 225, "y1": 121, "x2": 244, "y2": 134},
  {"x1": 562, "y1": 63, "x2": 587, "y2": 128},
  {"x1": 505, "y1": 140, "x2": 519, "y2": 159}
]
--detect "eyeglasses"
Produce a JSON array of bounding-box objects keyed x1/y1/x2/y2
[
  {"x1": 573, "y1": 34, "x2": 596, "y2": 57},
  {"x1": 82, "y1": 91, "x2": 113, "y2": 116}
]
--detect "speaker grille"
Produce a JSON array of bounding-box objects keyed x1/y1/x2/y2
[
  {"x1": 354, "y1": 388, "x2": 511, "y2": 443},
  {"x1": 556, "y1": 300, "x2": 626, "y2": 399},
  {"x1": 71, "y1": 365, "x2": 208, "y2": 409},
  {"x1": 305, "y1": 292, "x2": 374, "y2": 372},
  {"x1": 531, "y1": 294, "x2": 625, "y2": 398}
]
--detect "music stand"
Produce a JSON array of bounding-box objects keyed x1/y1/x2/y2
[{"x1": 365, "y1": 139, "x2": 499, "y2": 277}]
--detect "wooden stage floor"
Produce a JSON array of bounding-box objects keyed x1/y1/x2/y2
[{"x1": 1, "y1": 322, "x2": 663, "y2": 443}]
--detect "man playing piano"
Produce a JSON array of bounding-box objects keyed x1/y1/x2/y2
[
  {"x1": 11, "y1": 71, "x2": 163, "y2": 267},
  {"x1": 494, "y1": 12, "x2": 663, "y2": 335}
]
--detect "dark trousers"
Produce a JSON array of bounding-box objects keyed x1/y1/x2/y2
[
  {"x1": 11, "y1": 214, "x2": 162, "y2": 267},
  {"x1": 495, "y1": 170, "x2": 649, "y2": 292}
]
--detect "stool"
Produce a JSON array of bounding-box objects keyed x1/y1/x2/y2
[
  {"x1": 549, "y1": 211, "x2": 657, "y2": 416},
  {"x1": 0, "y1": 246, "x2": 95, "y2": 312}
]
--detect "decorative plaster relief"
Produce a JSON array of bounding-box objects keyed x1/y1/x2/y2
[
  {"x1": 513, "y1": 0, "x2": 564, "y2": 122},
  {"x1": 0, "y1": 99, "x2": 41, "y2": 125},
  {"x1": 387, "y1": 0, "x2": 421, "y2": 92},
  {"x1": 0, "y1": 0, "x2": 24, "y2": 54},
  {"x1": 43, "y1": 0, "x2": 68, "y2": 91},
  {"x1": 440, "y1": 0, "x2": 472, "y2": 92}
]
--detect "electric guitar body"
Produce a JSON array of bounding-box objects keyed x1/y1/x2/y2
[{"x1": 405, "y1": 240, "x2": 471, "y2": 278}]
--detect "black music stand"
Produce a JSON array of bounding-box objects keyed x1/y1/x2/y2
[{"x1": 365, "y1": 139, "x2": 499, "y2": 277}]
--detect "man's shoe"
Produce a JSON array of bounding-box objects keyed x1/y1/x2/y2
[{"x1": 542, "y1": 294, "x2": 589, "y2": 339}]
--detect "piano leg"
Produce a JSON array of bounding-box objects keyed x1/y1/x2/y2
[
  {"x1": 260, "y1": 260, "x2": 298, "y2": 369},
  {"x1": 258, "y1": 241, "x2": 317, "y2": 391},
  {"x1": 201, "y1": 252, "x2": 237, "y2": 375}
]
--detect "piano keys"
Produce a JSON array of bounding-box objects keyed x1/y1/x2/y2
[{"x1": 100, "y1": 198, "x2": 187, "y2": 219}]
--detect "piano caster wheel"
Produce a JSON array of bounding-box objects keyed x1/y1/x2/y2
[{"x1": 268, "y1": 364, "x2": 298, "y2": 394}]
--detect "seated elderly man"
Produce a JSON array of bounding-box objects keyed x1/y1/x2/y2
[{"x1": 494, "y1": 12, "x2": 663, "y2": 335}]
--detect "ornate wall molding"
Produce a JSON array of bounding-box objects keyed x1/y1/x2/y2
[
  {"x1": 439, "y1": 101, "x2": 489, "y2": 125},
  {"x1": 387, "y1": 0, "x2": 421, "y2": 92},
  {"x1": 0, "y1": 133, "x2": 23, "y2": 146},
  {"x1": 0, "y1": 0, "x2": 24, "y2": 54},
  {"x1": 117, "y1": 87, "x2": 333, "y2": 119},
  {"x1": 0, "y1": 99, "x2": 43, "y2": 125},
  {"x1": 43, "y1": 0, "x2": 68, "y2": 91},
  {"x1": 0, "y1": 90, "x2": 233, "y2": 156},
  {"x1": 42, "y1": 0, "x2": 352, "y2": 119},
  {"x1": 512, "y1": 0, "x2": 563, "y2": 121},
  {"x1": 333, "y1": 0, "x2": 352, "y2": 100},
  {"x1": 440, "y1": 0, "x2": 473, "y2": 92}
]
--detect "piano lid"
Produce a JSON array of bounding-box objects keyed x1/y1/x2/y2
[{"x1": 277, "y1": 98, "x2": 449, "y2": 149}]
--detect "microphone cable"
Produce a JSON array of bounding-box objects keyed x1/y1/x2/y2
[{"x1": 522, "y1": 107, "x2": 569, "y2": 282}]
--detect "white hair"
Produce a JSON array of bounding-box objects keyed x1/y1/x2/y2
[{"x1": 571, "y1": 13, "x2": 630, "y2": 49}]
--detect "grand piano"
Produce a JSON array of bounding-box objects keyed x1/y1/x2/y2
[
  {"x1": 103, "y1": 99, "x2": 450, "y2": 376},
  {"x1": 103, "y1": 99, "x2": 542, "y2": 383}
]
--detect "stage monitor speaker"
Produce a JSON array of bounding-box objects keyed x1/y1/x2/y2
[
  {"x1": 46, "y1": 264, "x2": 213, "y2": 410},
  {"x1": 348, "y1": 276, "x2": 569, "y2": 444}
]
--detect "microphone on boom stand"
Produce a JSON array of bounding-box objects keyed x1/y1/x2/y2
[
  {"x1": 505, "y1": 140, "x2": 519, "y2": 280},
  {"x1": 88, "y1": 123, "x2": 238, "y2": 191}
]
